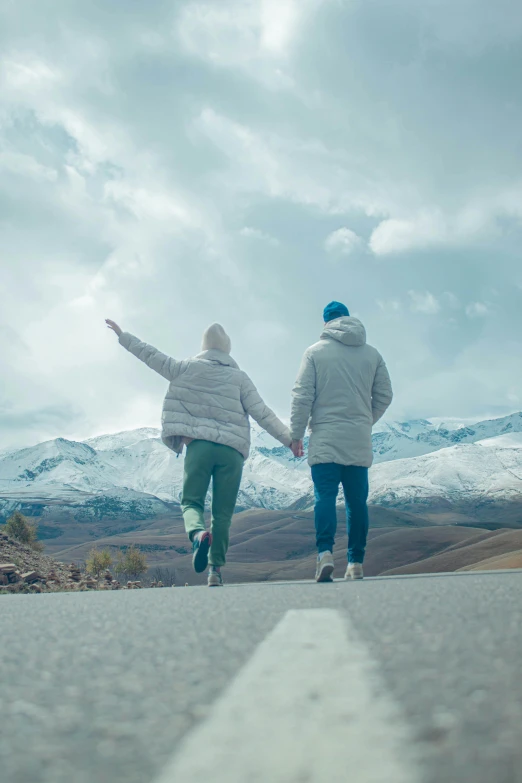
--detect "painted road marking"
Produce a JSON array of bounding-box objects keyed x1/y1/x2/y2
[{"x1": 154, "y1": 609, "x2": 421, "y2": 783}]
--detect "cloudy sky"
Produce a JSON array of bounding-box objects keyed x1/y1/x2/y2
[{"x1": 1, "y1": 0, "x2": 522, "y2": 449}]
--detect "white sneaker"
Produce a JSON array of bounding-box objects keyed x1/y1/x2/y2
[
  {"x1": 345, "y1": 562, "x2": 364, "y2": 580},
  {"x1": 315, "y1": 551, "x2": 334, "y2": 583}
]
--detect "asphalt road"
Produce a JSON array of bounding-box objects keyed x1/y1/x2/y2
[{"x1": 1, "y1": 571, "x2": 522, "y2": 783}]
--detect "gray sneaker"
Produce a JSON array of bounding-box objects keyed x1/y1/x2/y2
[
  {"x1": 315, "y1": 552, "x2": 334, "y2": 583},
  {"x1": 345, "y1": 562, "x2": 364, "y2": 580},
  {"x1": 208, "y1": 567, "x2": 223, "y2": 587}
]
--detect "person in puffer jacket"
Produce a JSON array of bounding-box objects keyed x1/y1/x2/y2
[
  {"x1": 106, "y1": 319, "x2": 292, "y2": 587},
  {"x1": 289, "y1": 301, "x2": 393, "y2": 584}
]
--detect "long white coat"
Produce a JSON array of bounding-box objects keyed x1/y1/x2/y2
[
  {"x1": 119, "y1": 332, "x2": 291, "y2": 459},
  {"x1": 290, "y1": 317, "x2": 393, "y2": 467}
]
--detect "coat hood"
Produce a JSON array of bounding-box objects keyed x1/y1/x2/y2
[
  {"x1": 321, "y1": 316, "x2": 366, "y2": 347},
  {"x1": 201, "y1": 323, "x2": 231, "y2": 354},
  {"x1": 195, "y1": 349, "x2": 239, "y2": 369}
]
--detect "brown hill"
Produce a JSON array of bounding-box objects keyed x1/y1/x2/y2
[
  {"x1": 10, "y1": 498, "x2": 520, "y2": 586},
  {"x1": 400, "y1": 498, "x2": 522, "y2": 529},
  {"x1": 457, "y1": 550, "x2": 522, "y2": 571},
  {"x1": 361, "y1": 526, "x2": 485, "y2": 577},
  {"x1": 48, "y1": 505, "x2": 430, "y2": 561},
  {"x1": 44, "y1": 506, "x2": 517, "y2": 586},
  {"x1": 381, "y1": 530, "x2": 522, "y2": 575}
]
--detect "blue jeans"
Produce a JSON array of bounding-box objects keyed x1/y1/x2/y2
[{"x1": 311, "y1": 463, "x2": 369, "y2": 564}]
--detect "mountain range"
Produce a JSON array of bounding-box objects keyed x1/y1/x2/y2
[{"x1": 1, "y1": 411, "x2": 521, "y2": 527}]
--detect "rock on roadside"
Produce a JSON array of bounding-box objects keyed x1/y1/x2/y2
[
  {"x1": 0, "y1": 530, "x2": 98, "y2": 593},
  {"x1": 0, "y1": 527, "x2": 166, "y2": 594}
]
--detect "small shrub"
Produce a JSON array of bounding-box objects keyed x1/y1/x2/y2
[
  {"x1": 5, "y1": 512, "x2": 44, "y2": 551},
  {"x1": 114, "y1": 545, "x2": 148, "y2": 580},
  {"x1": 85, "y1": 548, "x2": 113, "y2": 578}
]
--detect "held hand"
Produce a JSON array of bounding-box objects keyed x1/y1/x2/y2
[
  {"x1": 105, "y1": 319, "x2": 123, "y2": 337},
  {"x1": 290, "y1": 440, "x2": 304, "y2": 458}
]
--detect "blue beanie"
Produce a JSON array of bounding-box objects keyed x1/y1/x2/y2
[{"x1": 323, "y1": 301, "x2": 350, "y2": 323}]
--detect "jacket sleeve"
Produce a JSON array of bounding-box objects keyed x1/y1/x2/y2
[
  {"x1": 119, "y1": 332, "x2": 181, "y2": 382},
  {"x1": 290, "y1": 351, "x2": 316, "y2": 440},
  {"x1": 372, "y1": 356, "x2": 393, "y2": 424},
  {"x1": 240, "y1": 376, "x2": 292, "y2": 447}
]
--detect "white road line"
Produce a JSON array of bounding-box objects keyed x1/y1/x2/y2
[{"x1": 154, "y1": 609, "x2": 421, "y2": 783}]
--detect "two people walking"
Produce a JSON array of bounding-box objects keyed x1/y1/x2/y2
[{"x1": 106, "y1": 300, "x2": 392, "y2": 586}]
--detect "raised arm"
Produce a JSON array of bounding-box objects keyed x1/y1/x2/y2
[
  {"x1": 371, "y1": 356, "x2": 393, "y2": 424},
  {"x1": 240, "y1": 375, "x2": 292, "y2": 447},
  {"x1": 106, "y1": 320, "x2": 181, "y2": 382},
  {"x1": 290, "y1": 351, "x2": 316, "y2": 441}
]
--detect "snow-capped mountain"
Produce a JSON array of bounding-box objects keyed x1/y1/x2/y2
[
  {"x1": 369, "y1": 432, "x2": 522, "y2": 508},
  {"x1": 0, "y1": 424, "x2": 308, "y2": 521},
  {"x1": 372, "y1": 411, "x2": 522, "y2": 462},
  {"x1": 1, "y1": 412, "x2": 521, "y2": 521}
]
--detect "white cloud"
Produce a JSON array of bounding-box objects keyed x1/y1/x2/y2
[
  {"x1": 442, "y1": 291, "x2": 461, "y2": 309},
  {"x1": 177, "y1": 4, "x2": 259, "y2": 66},
  {"x1": 370, "y1": 212, "x2": 448, "y2": 256},
  {"x1": 239, "y1": 226, "x2": 279, "y2": 244},
  {"x1": 193, "y1": 107, "x2": 349, "y2": 212},
  {"x1": 324, "y1": 227, "x2": 363, "y2": 256},
  {"x1": 408, "y1": 291, "x2": 441, "y2": 315},
  {"x1": 376, "y1": 299, "x2": 401, "y2": 312},
  {"x1": 466, "y1": 302, "x2": 490, "y2": 318},
  {"x1": 368, "y1": 199, "x2": 511, "y2": 257},
  {"x1": 0, "y1": 150, "x2": 57, "y2": 181},
  {"x1": 1, "y1": 57, "x2": 61, "y2": 90},
  {"x1": 103, "y1": 180, "x2": 196, "y2": 226},
  {"x1": 176, "y1": 0, "x2": 320, "y2": 89},
  {"x1": 260, "y1": 0, "x2": 300, "y2": 52}
]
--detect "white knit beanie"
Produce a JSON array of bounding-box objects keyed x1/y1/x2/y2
[{"x1": 201, "y1": 323, "x2": 232, "y2": 354}]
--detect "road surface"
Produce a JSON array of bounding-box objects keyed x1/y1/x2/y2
[{"x1": 1, "y1": 571, "x2": 522, "y2": 783}]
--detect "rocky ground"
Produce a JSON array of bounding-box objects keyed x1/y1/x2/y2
[{"x1": 0, "y1": 529, "x2": 162, "y2": 594}]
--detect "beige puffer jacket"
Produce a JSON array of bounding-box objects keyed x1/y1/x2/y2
[
  {"x1": 290, "y1": 317, "x2": 393, "y2": 467},
  {"x1": 119, "y1": 332, "x2": 291, "y2": 459}
]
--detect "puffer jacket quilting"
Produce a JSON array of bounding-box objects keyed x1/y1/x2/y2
[
  {"x1": 119, "y1": 333, "x2": 291, "y2": 459},
  {"x1": 290, "y1": 317, "x2": 393, "y2": 467}
]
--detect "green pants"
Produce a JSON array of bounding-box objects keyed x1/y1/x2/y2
[{"x1": 181, "y1": 440, "x2": 244, "y2": 567}]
